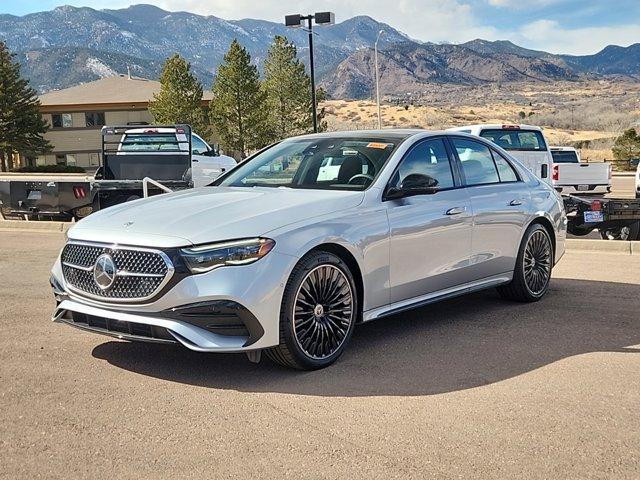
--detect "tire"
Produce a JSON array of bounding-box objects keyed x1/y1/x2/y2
[
  {"x1": 265, "y1": 251, "x2": 358, "y2": 370},
  {"x1": 599, "y1": 221, "x2": 640, "y2": 241},
  {"x1": 497, "y1": 223, "x2": 554, "y2": 303}
]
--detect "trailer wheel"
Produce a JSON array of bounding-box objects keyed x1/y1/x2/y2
[{"x1": 600, "y1": 221, "x2": 640, "y2": 241}]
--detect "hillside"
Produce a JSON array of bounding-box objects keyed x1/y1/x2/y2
[{"x1": 0, "y1": 4, "x2": 639, "y2": 97}]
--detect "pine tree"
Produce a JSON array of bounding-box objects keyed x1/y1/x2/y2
[
  {"x1": 149, "y1": 54, "x2": 209, "y2": 137},
  {"x1": 612, "y1": 128, "x2": 640, "y2": 171},
  {"x1": 263, "y1": 35, "x2": 323, "y2": 142},
  {"x1": 0, "y1": 41, "x2": 51, "y2": 171},
  {"x1": 209, "y1": 40, "x2": 268, "y2": 158}
]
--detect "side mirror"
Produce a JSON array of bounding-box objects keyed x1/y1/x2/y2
[
  {"x1": 94, "y1": 167, "x2": 104, "y2": 180},
  {"x1": 201, "y1": 149, "x2": 219, "y2": 157},
  {"x1": 385, "y1": 173, "x2": 439, "y2": 200}
]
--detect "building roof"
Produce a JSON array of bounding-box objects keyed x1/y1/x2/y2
[{"x1": 39, "y1": 75, "x2": 213, "y2": 108}]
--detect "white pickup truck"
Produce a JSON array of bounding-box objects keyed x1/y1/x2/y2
[
  {"x1": 550, "y1": 146, "x2": 611, "y2": 195},
  {"x1": 447, "y1": 124, "x2": 553, "y2": 185}
]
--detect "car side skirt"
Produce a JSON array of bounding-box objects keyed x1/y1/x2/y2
[{"x1": 362, "y1": 272, "x2": 513, "y2": 322}]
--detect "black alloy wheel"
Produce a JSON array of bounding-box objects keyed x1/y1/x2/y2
[
  {"x1": 523, "y1": 229, "x2": 552, "y2": 296},
  {"x1": 266, "y1": 251, "x2": 358, "y2": 370}
]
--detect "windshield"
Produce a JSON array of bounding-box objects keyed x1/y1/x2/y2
[
  {"x1": 480, "y1": 129, "x2": 547, "y2": 152},
  {"x1": 121, "y1": 133, "x2": 180, "y2": 151},
  {"x1": 217, "y1": 137, "x2": 399, "y2": 190},
  {"x1": 551, "y1": 150, "x2": 579, "y2": 163}
]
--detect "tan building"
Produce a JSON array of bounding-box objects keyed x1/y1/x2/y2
[{"x1": 37, "y1": 75, "x2": 212, "y2": 170}]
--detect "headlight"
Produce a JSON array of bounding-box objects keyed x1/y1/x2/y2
[{"x1": 180, "y1": 238, "x2": 275, "y2": 273}]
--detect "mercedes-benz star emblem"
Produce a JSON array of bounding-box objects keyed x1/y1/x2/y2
[{"x1": 93, "y1": 254, "x2": 117, "y2": 291}]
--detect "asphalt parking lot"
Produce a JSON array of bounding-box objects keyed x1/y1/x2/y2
[{"x1": 1, "y1": 230, "x2": 639, "y2": 479}]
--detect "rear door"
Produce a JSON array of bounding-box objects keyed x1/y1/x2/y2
[
  {"x1": 450, "y1": 136, "x2": 530, "y2": 279},
  {"x1": 386, "y1": 137, "x2": 473, "y2": 303}
]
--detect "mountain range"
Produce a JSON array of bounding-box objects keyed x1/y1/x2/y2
[{"x1": 1, "y1": 4, "x2": 639, "y2": 98}]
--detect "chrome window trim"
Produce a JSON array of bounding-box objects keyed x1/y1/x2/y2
[{"x1": 62, "y1": 240, "x2": 175, "y2": 304}]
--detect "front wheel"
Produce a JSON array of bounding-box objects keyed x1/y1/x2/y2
[
  {"x1": 497, "y1": 224, "x2": 553, "y2": 302},
  {"x1": 265, "y1": 251, "x2": 358, "y2": 370}
]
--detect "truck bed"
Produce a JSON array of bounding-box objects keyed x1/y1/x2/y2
[{"x1": 554, "y1": 162, "x2": 610, "y2": 193}]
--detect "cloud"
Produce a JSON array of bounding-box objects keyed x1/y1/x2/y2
[{"x1": 516, "y1": 19, "x2": 640, "y2": 54}]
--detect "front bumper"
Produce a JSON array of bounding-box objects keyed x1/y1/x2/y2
[{"x1": 51, "y1": 249, "x2": 298, "y2": 352}]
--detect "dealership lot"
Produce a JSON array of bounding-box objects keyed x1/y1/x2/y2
[{"x1": 1, "y1": 230, "x2": 639, "y2": 479}]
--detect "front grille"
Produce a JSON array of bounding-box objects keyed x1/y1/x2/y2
[
  {"x1": 61, "y1": 242, "x2": 173, "y2": 302},
  {"x1": 67, "y1": 311, "x2": 176, "y2": 342}
]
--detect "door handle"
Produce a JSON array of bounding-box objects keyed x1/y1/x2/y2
[
  {"x1": 192, "y1": 158, "x2": 199, "y2": 162},
  {"x1": 445, "y1": 206, "x2": 466, "y2": 216},
  {"x1": 509, "y1": 199, "x2": 523, "y2": 206}
]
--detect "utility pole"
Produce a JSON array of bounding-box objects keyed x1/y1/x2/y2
[
  {"x1": 285, "y1": 12, "x2": 335, "y2": 133},
  {"x1": 374, "y1": 29, "x2": 385, "y2": 129}
]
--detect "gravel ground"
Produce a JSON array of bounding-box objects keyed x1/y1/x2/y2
[{"x1": 1, "y1": 231, "x2": 639, "y2": 479}]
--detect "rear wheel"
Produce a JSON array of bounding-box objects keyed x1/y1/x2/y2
[
  {"x1": 599, "y1": 221, "x2": 640, "y2": 241},
  {"x1": 265, "y1": 251, "x2": 357, "y2": 370},
  {"x1": 497, "y1": 224, "x2": 553, "y2": 302}
]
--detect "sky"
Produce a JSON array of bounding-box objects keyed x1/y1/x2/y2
[{"x1": 3, "y1": 0, "x2": 639, "y2": 55}]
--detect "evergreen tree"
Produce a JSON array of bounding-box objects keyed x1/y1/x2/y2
[
  {"x1": 262, "y1": 36, "x2": 325, "y2": 141},
  {"x1": 209, "y1": 40, "x2": 268, "y2": 158},
  {"x1": 0, "y1": 41, "x2": 50, "y2": 171},
  {"x1": 149, "y1": 54, "x2": 209, "y2": 137},
  {"x1": 612, "y1": 128, "x2": 640, "y2": 171}
]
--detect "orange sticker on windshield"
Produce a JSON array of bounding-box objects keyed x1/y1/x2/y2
[{"x1": 366, "y1": 142, "x2": 391, "y2": 149}]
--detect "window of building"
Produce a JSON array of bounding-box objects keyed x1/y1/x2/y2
[
  {"x1": 55, "y1": 154, "x2": 77, "y2": 166},
  {"x1": 452, "y1": 138, "x2": 500, "y2": 186},
  {"x1": 52, "y1": 113, "x2": 73, "y2": 128},
  {"x1": 85, "y1": 112, "x2": 105, "y2": 128},
  {"x1": 89, "y1": 153, "x2": 101, "y2": 166}
]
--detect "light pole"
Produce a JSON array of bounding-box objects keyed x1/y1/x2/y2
[
  {"x1": 374, "y1": 29, "x2": 385, "y2": 129},
  {"x1": 285, "y1": 12, "x2": 335, "y2": 133}
]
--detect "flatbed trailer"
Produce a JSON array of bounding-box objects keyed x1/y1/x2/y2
[
  {"x1": 0, "y1": 175, "x2": 92, "y2": 220},
  {"x1": 564, "y1": 194, "x2": 640, "y2": 240}
]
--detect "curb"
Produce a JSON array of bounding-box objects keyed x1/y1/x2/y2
[
  {"x1": 0, "y1": 219, "x2": 72, "y2": 233},
  {"x1": 565, "y1": 238, "x2": 639, "y2": 255}
]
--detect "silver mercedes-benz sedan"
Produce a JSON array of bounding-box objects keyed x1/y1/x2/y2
[{"x1": 51, "y1": 130, "x2": 566, "y2": 370}]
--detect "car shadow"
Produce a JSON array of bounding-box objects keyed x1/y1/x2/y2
[{"x1": 92, "y1": 278, "x2": 640, "y2": 397}]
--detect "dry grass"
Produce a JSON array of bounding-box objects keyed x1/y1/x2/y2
[{"x1": 323, "y1": 80, "x2": 640, "y2": 161}]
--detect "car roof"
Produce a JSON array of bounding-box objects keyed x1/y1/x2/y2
[
  {"x1": 550, "y1": 146, "x2": 577, "y2": 151},
  {"x1": 286, "y1": 129, "x2": 452, "y2": 142},
  {"x1": 448, "y1": 124, "x2": 544, "y2": 132},
  {"x1": 124, "y1": 127, "x2": 177, "y2": 134}
]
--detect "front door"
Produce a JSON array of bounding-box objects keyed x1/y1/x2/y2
[{"x1": 386, "y1": 138, "x2": 473, "y2": 304}]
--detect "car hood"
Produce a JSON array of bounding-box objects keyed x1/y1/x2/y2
[{"x1": 69, "y1": 186, "x2": 364, "y2": 248}]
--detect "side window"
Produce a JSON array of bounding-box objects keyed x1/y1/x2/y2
[
  {"x1": 191, "y1": 135, "x2": 209, "y2": 155},
  {"x1": 452, "y1": 138, "x2": 499, "y2": 186},
  {"x1": 394, "y1": 138, "x2": 455, "y2": 190},
  {"x1": 491, "y1": 150, "x2": 519, "y2": 182}
]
